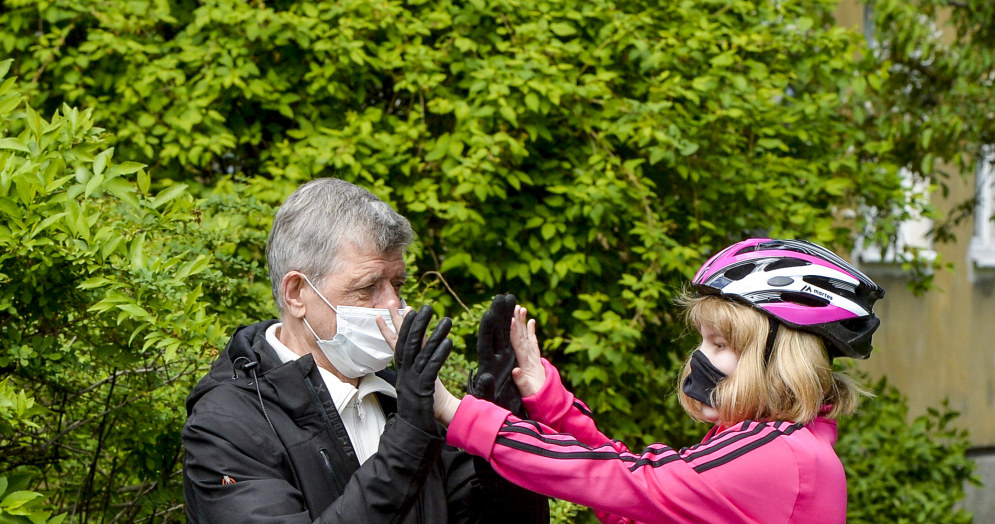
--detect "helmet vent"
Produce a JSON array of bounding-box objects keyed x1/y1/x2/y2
[
  {"x1": 839, "y1": 317, "x2": 873, "y2": 334},
  {"x1": 724, "y1": 263, "x2": 756, "y2": 280},
  {"x1": 766, "y1": 258, "x2": 809, "y2": 271},
  {"x1": 780, "y1": 291, "x2": 830, "y2": 308},
  {"x1": 735, "y1": 245, "x2": 762, "y2": 256}
]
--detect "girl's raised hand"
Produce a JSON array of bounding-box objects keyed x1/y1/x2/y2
[{"x1": 510, "y1": 305, "x2": 546, "y2": 397}]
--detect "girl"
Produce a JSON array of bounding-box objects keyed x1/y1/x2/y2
[{"x1": 434, "y1": 238, "x2": 885, "y2": 523}]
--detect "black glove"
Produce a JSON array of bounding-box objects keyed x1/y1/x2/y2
[
  {"x1": 467, "y1": 293, "x2": 527, "y2": 418},
  {"x1": 467, "y1": 295, "x2": 550, "y2": 521},
  {"x1": 395, "y1": 305, "x2": 453, "y2": 433}
]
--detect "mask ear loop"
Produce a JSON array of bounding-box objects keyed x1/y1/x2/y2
[
  {"x1": 301, "y1": 274, "x2": 340, "y2": 313},
  {"x1": 763, "y1": 318, "x2": 780, "y2": 367},
  {"x1": 302, "y1": 317, "x2": 325, "y2": 341}
]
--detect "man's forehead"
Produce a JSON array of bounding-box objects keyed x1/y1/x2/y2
[{"x1": 340, "y1": 255, "x2": 406, "y2": 280}]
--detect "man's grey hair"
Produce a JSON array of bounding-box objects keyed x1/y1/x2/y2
[{"x1": 266, "y1": 178, "x2": 414, "y2": 314}]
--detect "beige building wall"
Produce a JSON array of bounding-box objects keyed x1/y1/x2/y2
[
  {"x1": 855, "y1": 171, "x2": 995, "y2": 448},
  {"x1": 833, "y1": 2, "x2": 993, "y2": 518},
  {"x1": 834, "y1": 0, "x2": 995, "y2": 451}
]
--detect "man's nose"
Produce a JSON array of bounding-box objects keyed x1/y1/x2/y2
[{"x1": 374, "y1": 284, "x2": 401, "y2": 309}]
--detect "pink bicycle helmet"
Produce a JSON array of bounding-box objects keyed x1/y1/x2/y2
[{"x1": 692, "y1": 238, "x2": 885, "y2": 359}]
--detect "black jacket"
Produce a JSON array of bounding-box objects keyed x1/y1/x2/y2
[{"x1": 183, "y1": 320, "x2": 546, "y2": 523}]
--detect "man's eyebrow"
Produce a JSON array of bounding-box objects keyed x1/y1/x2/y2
[
  {"x1": 350, "y1": 271, "x2": 407, "y2": 288},
  {"x1": 351, "y1": 275, "x2": 380, "y2": 288}
]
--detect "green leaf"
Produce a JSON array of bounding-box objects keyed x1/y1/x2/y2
[
  {"x1": 29, "y1": 212, "x2": 66, "y2": 237},
  {"x1": 440, "y1": 252, "x2": 471, "y2": 273},
  {"x1": 78, "y1": 277, "x2": 110, "y2": 290},
  {"x1": 24, "y1": 105, "x2": 42, "y2": 140},
  {"x1": 824, "y1": 178, "x2": 852, "y2": 196},
  {"x1": 129, "y1": 232, "x2": 146, "y2": 269},
  {"x1": 137, "y1": 168, "x2": 150, "y2": 194},
  {"x1": 498, "y1": 105, "x2": 517, "y2": 126},
  {"x1": 540, "y1": 222, "x2": 556, "y2": 240},
  {"x1": 100, "y1": 235, "x2": 125, "y2": 259},
  {"x1": 0, "y1": 92, "x2": 23, "y2": 116},
  {"x1": 108, "y1": 161, "x2": 146, "y2": 177},
  {"x1": 150, "y1": 184, "x2": 188, "y2": 209},
  {"x1": 710, "y1": 52, "x2": 735, "y2": 67},
  {"x1": 691, "y1": 76, "x2": 717, "y2": 92},
  {"x1": 524, "y1": 92, "x2": 540, "y2": 112},
  {"x1": 0, "y1": 490, "x2": 41, "y2": 510},
  {"x1": 84, "y1": 173, "x2": 104, "y2": 197},
  {"x1": 175, "y1": 255, "x2": 211, "y2": 280},
  {"x1": 679, "y1": 142, "x2": 699, "y2": 156},
  {"x1": 756, "y1": 138, "x2": 786, "y2": 150},
  {"x1": 116, "y1": 303, "x2": 152, "y2": 321},
  {"x1": 0, "y1": 138, "x2": 29, "y2": 153},
  {"x1": 92, "y1": 148, "x2": 112, "y2": 177},
  {"x1": 550, "y1": 23, "x2": 576, "y2": 37}
]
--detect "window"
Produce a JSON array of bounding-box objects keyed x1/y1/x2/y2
[
  {"x1": 852, "y1": 168, "x2": 937, "y2": 275},
  {"x1": 969, "y1": 146, "x2": 995, "y2": 275}
]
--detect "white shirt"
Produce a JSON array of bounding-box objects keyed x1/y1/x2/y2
[{"x1": 266, "y1": 323, "x2": 396, "y2": 464}]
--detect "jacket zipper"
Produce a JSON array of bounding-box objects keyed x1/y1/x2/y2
[{"x1": 319, "y1": 448, "x2": 345, "y2": 494}]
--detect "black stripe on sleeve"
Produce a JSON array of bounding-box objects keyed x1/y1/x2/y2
[
  {"x1": 504, "y1": 417, "x2": 544, "y2": 433},
  {"x1": 627, "y1": 421, "x2": 802, "y2": 473},
  {"x1": 572, "y1": 400, "x2": 595, "y2": 419},
  {"x1": 623, "y1": 442, "x2": 678, "y2": 470},
  {"x1": 692, "y1": 423, "x2": 803, "y2": 473},
  {"x1": 496, "y1": 436, "x2": 639, "y2": 463},
  {"x1": 627, "y1": 453, "x2": 685, "y2": 471},
  {"x1": 500, "y1": 423, "x2": 605, "y2": 449},
  {"x1": 681, "y1": 422, "x2": 767, "y2": 462}
]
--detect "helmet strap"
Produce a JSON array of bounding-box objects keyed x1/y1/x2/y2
[{"x1": 763, "y1": 318, "x2": 780, "y2": 367}]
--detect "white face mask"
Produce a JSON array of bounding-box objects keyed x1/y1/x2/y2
[{"x1": 301, "y1": 275, "x2": 402, "y2": 379}]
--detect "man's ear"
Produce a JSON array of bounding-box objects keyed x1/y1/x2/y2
[{"x1": 282, "y1": 272, "x2": 307, "y2": 319}]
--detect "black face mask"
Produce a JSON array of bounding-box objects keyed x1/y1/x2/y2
[{"x1": 682, "y1": 350, "x2": 728, "y2": 407}]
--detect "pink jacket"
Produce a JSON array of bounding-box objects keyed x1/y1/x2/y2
[{"x1": 446, "y1": 359, "x2": 847, "y2": 524}]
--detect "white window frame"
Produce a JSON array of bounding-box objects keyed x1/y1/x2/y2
[
  {"x1": 852, "y1": 168, "x2": 937, "y2": 276},
  {"x1": 969, "y1": 145, "x2": 995, "y2": 276}
]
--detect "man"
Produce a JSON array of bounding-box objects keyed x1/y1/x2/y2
[{"x1": 182, "y1": 178, "x2": 546, "y2": 522}]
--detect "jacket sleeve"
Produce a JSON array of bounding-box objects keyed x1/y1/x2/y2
[
  {"x1": 447, "y1": 396, "x2": 775, "y2": 524},
  {"x1": 183, "y1": 389, "x2": 444, "y2": 524},
  {"x1": 316, "y1": 416, "x2": 445, "y2": 523},
  {"x1": 521, "y1": 359, "x2": 614, "y2": 448}
]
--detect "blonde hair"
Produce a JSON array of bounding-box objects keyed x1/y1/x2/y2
[{"x1": 677, "y1": 293, "x2": 868, "y2": 426}]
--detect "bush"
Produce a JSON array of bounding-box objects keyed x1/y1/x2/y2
[
  {"x1": 838, "y1": 377, "x2": 978, "y2": 524},
  {"x1": 0, "y1": 57, "x2": 267, "y2": 522},
  {"x1": 1, "y1": 0, "x2": 987, "y2": 520}
]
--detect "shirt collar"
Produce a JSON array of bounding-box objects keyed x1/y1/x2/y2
[{"x1": 265, "y1": 323, "x2": 396, "y2": 413}]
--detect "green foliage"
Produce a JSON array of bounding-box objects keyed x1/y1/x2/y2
[
  {"x1": 0, "y1": 470, "x2": 66, "y2": 524},
  {"x1": 0, "y1": 377, "x2": 64, "y2": 524},
  {"x1": 0, "y1": 58, "x2": 270, "y2": 521},
  {"x1": 853, "y1": 0, "x2": 995, "y2": 283},
  {"x1": 838, "y1": 378, "x2": 978, "y2": 523},
  {"x1": 0, "y1": 0, "x2": 988, "y2": 521},
  {"x1": 549, "y1": 498, "x2": 585, "y2": 524}
]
